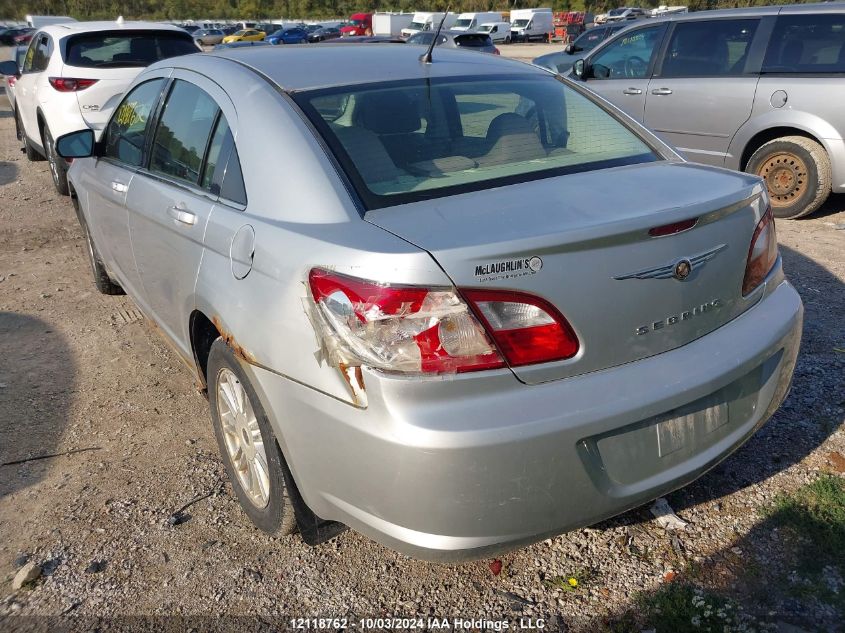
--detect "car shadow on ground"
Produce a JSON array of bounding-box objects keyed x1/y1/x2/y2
[
  {"x1": 0, "y1": 312, "x2": 76, "y2": 500},
  {"x1": 593, "y1": 242, "x2": 843, "y2": 524},
  {"x1": 0, "y1": 160, "x2": 17, "y2": 185}
]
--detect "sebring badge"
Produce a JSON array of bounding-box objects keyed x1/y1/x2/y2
[{"x1": 613, "y1": 244, "x2": 727, "y2": 281}]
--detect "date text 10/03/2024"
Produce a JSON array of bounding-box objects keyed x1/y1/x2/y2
[{"x1": 289, "y1": 618, "x2": 548, "y2": 630}]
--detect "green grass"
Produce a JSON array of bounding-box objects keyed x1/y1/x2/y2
[{"x1": 766, "y1": 474, "x2": 845, "y2": 574}]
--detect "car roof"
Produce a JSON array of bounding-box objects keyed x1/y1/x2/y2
[
  {"x1": 35, "y1": 20, "x2": 188, "y2": 37},
  {"x1": 657, "y1": 1, "x2": 843, "y2": 20},
  {"x1": 203, "y1": 44, "x2": 540, "y2": 92}
]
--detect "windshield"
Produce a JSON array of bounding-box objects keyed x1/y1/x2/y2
[
  {"x1": 512, "y1": 19, "x2": 530, "y2": 28},
  {"x1": 609, "y1": 9, "x2": 628, "y2": 16},
  {"x1": 350, "y1": 19, "x2": 366, "y2": 26},
  {"x1": 454, "y1": 19, "x2": 473, "y2": 28},
  {"x1": 407, "y1": 32, "x2": 434, "y2": 45},
  {"x1": 64, "y1": 31, "x2": 197, "y2": 68},
  {"x1": 409, "y1": 21, "x2": 427, "y2": 30},
  {"x1": 294, "y1": 75, "x2": 658, "y2": 210}
]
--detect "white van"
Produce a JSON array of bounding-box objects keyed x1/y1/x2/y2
[
  {"x1": 401, "y1": 12, "x2": 457, "y2": 38},
  {"x1": 451, "y1": 12, "x2": 502, "y2": 32},
  {"x1": 510, "y1": 8, "x2": 553, "y2": 42},
  {"x1": 476, "y1": 21, "x2": 513, "y2": 44}
]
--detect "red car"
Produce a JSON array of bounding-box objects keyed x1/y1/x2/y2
[{"x1": 339, "y1": 13, "x2": 372, "y2": 37}]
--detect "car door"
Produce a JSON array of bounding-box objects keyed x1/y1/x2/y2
[
  {"x1": 85, "y1": 75, "x2": 170, "y2": 299},
  {"x1": 15, "y1": 33, "x2": 49, "y2": 144},
  {"x1": 126, "y1": 72, "x2": 238, "y2": 356},
  {"x1": 643, "y1": 18, "x2": 763, "y2": 166},
  {"x1": 581, "y1": 23, "x2": 667, "y2": 122}
]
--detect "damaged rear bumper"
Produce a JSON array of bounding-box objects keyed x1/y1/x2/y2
[{"x1": 246, "y1": 279, "x2": 802, "y2": 561}]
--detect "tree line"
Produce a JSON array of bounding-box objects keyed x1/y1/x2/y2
[{"x1": 0, "y1": 0, "x2": 808, "y2": 22}]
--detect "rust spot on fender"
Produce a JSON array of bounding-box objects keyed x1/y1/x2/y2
[{"x1": 212, "y1": 316, "x2": 258, "y2": 365}]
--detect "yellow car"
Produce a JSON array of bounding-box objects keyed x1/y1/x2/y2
[{"x1": 221, "y1": 29, "x2": 266, "y2": 43}]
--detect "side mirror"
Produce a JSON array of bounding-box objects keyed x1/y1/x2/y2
[
  {"x1": 573, "y1": 59, "x2": 588, "y2": 80},
  {"x1": 0, "y1": 60, "x2": 20, "y2": 77},
  {"x1": 564, "y1": 44, "x2": 574, "y2": 54},
  {"x1": 56, "y1": 129, "x2": 96, "y2": 159}
]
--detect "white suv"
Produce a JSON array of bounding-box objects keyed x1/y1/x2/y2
[{"x1": 0, "y1": 20, "x2": 197, "y2": 195}]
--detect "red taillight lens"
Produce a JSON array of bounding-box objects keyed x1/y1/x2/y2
[
  {"x1": 742, "y1": 206, "x2": 778, "y2": 296},
  {"x1": 308, "y1": 269, "x2": 505, "y2": 374},
  {"x1": 7, "y1": 77, "x2": 16, "y2": 87},
  {"x1": 48, "y1": 77, "x2": 98, "y2": 92},
  {"x1": 463, "y1": 290, "x2": 580, "y2": 366},
  {"x1": 493, "y1": 47, "x2": 501, "y2": 55}
]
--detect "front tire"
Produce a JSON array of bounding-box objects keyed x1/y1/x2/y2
[
  {"x1": 746, "y1": 136, "x2": 831, "y2": 219},
  {"x1": 207, "y1": 339, "x2": 297, "y2": 537},
  {"x1": 43, "y1": 125, "x2": 69, "y2": 195}
]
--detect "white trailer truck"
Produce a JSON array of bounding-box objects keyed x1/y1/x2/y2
[{"x1": 373, "y1": 12, "x2": 415, "y2": 37}]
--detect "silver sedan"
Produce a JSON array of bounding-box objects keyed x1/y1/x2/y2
[{"x1": 57, "y1": 45, "x2": 802, "y2": 561}]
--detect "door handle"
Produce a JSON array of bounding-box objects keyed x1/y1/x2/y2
[
  {"x1": 623, "y1": 87, "x2": 643, "y2": 95},
  {"x1": 167, "y1": 205, "x2": 197, "y2": 226},
  {"x1": 651, "y1": 88, "x2": 673, "y2": 96},
  {"x1": 111, "y1": 181, "x2": 128, "y2": 193}
]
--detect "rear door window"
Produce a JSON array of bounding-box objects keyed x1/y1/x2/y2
[
  {"x1": 64, "y1": 30, "x2": 197, "y2": 68},
  {"x1": 103, "y1": 78, "x2": 167, "y2": 167},
  {"x1": 762, "y1": 14, "x2": 845, "y2": 73},
  {"x1": 149, "y1": 80, "x2": 219, "y2": 186},
  {"x1": 660, "y1": 19, "x2": 759, "y2": 77},
  {"x1": 25, "y1": 34, "x2": 50, "y2": 72}
]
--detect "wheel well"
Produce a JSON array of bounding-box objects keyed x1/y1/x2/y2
[
  {"x1": 740, "y1": 127, "x2": 821, "y2": 171},
  {"x1": 190, "y1": 311, "x2": 221, "y2": 390}
]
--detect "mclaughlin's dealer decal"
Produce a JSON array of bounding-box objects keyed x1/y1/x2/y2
[{"x1": 474, "y1": 256, "x2": 543, "y2": 282}]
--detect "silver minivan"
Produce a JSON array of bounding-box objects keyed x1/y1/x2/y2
[{"x1": 563, "y1": 3, "x2": 845, "y2": 219}]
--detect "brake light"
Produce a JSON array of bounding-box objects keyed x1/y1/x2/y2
[
  {"x1": 742, "y1": 206, "x2": 777, "y2": 296},
  {"x1": 463, "y1": 290, "x2": 579, "y2": 366},
  {"x1": 649, "y1": 218, "x2": 697, "y2": 237},
  {"x1": 7, "y1": 76, "x2": 15, "y2": 87},
  {"x1": 308, "y1": 269, "x2": 504, "y2": 374},
  {"x1": 48, "y1": 77, "x2": 98, "y2": 92},
  {"x1": 493, "y1": 47, "x2": 501, "y2": 55}
]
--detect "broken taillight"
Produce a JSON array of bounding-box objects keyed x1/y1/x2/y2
[
  {"x1": 308, "y1": 269, "x2": 580, "y2": 375},
  {"x1": 742, "y1": 206, "x2": 777, "y2": 296}
]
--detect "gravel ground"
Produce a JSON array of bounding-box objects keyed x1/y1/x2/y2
[{"x1": 0, "y1": 68, "x2": 843, "y2": 633}]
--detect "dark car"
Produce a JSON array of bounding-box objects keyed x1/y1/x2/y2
[
  {"x1": 308, "y1": 26, "x2": 341, "y2": 43},
  {"x1": 0, "y1": 27, "x2": 34, "y2": 46},
  {"x1": 212, "y1": 40, "x2": 271, "y2": 50},
  {"x1": 265, "y1": 27, "x2": 308, "y2": 45},
  {"x1": 406, "y1": 30, "x2": 499, "y2": 55},
  {"x1": 532, "y1": 23, "x2": 630, "y2": 74}
]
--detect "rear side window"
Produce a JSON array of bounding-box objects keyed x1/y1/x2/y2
[
  {"x1": 150, "y1": 80, "x2": 219, "y2": 185},
  {"x1": 201, "y1": 117, "x2": 247, "y2": 205},
  {"x1": 454, "y1": 34, "x2": 492, "y2": 48},
  {"x1": 295, "y1": 75, "x2": 657, "y2": 210},
  {"x1": 661, "y1": 19, "x2": 759, "y2": 77},
  {"x1": 103, "y1": 78, "x2": 166, "y2": 167},
  {"x1": 763, "y1": 14, "x2": 845, "y2": 73},
  {"x1": 64, "y1": 30, "x2": 197, "y2": 68},
  {"x1": 24, "y1": 34, "x2": 50, "y2": 73}
]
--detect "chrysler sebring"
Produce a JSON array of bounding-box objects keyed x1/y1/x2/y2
[{"x1": 56, "y1": 45, "x2": 803, "y2": 561}]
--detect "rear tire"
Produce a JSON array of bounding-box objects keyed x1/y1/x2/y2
[
  {"x1": 79, "y1": 217, "x2": 124, "y2": 295},
  {"x1": 505, "y1": 35, "x2": 511, "y2": 44},
  {"x1": 746, "y1": 136, "x2": 831, "y2": 219},
  {"x1": 43, "y1": 125, "x2": 70, "y2": 196},
  {"x1": 207, "y1": 339, "x2": 298, "y2": 537}
]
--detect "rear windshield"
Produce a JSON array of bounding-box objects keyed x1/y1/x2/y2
[
  {"x1": 64, "y1": 30, "x2": 197, "y2": 68},
  {"x1": 454, "y1": 34, "x2": 492, "y2": 47},
  {"x1": 294, "y1": 75, "x2": 658, "y2": 210}
]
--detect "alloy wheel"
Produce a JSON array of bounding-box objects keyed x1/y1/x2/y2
[{"x1": 216, "y1": 368, "x2": 271, "y2": 508}]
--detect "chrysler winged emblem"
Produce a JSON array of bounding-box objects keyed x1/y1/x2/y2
[{"x1": 614, "y1": 244, "x2": 727, "y2": 281}]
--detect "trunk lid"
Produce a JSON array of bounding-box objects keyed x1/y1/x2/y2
[{"x1": 365, "y1": 162, "x2": 767, "y2": 384}]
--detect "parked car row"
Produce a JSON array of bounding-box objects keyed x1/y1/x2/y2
[
  {"x1": 0, "y1": 9, "x2": 812, "y2": 563},
  {"x1": 535, "y1": 4, "x2": 845, "y2": 219}
]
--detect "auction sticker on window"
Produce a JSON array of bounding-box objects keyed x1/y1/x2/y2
[{"x1": 474, "y1": 256, "x2": 543, "y2": 283}]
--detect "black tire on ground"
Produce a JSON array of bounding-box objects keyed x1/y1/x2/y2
[
  {"x1": 207, "y1": 339, "x2": 298, "y2": 537},
  {"x1": 505, "y1": 35, "x2": 511, "y2": 44},
  {"x1": 42, "y1": 125, "x2": 70, "y2": 196},
  {"x1": 79, "y1": 216, "x2": 124, "y2": 295},
  {"x1": 745, "y1": 135, "x2": 831, "y2": 219}
]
